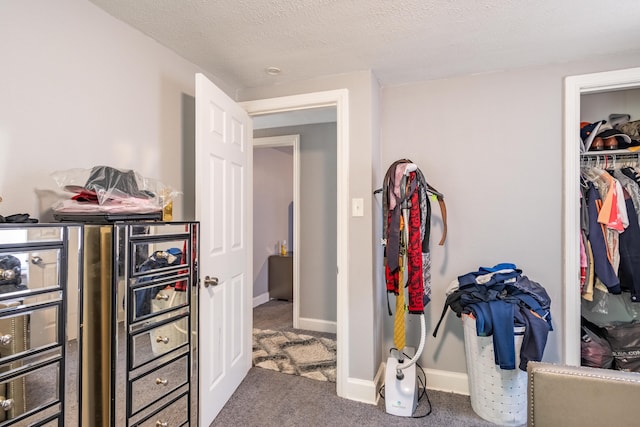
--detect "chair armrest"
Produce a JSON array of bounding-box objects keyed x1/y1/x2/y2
[{"x1": 527, "y1": 362, "x2": 640, "y2": 427}]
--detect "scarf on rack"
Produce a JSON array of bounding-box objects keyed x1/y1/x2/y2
[{"x1": 381, "y1": 159, "x2": 447, "y2": 314}]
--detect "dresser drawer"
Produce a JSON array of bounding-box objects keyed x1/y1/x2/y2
[
  {"x1": 0, "y1": 301, "x2": 61, "y2": 362},
  {"x1": 130, "y1": 354, "x2": 188, "y2": 415},
  {"x1": 131, "y1": 316, "x2": 189, "y2": 368},
  {"x1": 131, "y1": 282, "x2": 190, "y2": 323},
  {"x1": 0, "y1": 358, "x2": 61, "y2": 423},
  {"x1": 0, "y1": 247, "x2": 64, "y2": 297},
  {"x1": 133, "y1": 392, "x2": 189, "y2": 427},
  {"x1": 0, "y1": 226, "x2": 64, "y2": 246}
]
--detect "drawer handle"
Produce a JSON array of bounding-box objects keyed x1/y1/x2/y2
[
  {"x1": 0, "y1": 269, "x2": 16, "y2": 280},
  {"x1": 156, "y1": 336, "x2": 170, "y2": 344},
  {"x1": 0, "y1": 397, "x2": 14, "y2": 411},
  {"x1": 0, "y1": 334, "x2": 12, "y2": 345},
  {"x1": 156, "y1": 421, "x2": 168, "y2": 427},
  {"x1": 155, "y1": 293, "x2": 170, "y2": 301},
  {"x1": 155, "y1": 377, "x2": 168, "y2": 386}
]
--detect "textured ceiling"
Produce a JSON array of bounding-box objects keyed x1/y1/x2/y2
[{"x1": 88, "y1": 0, "x2": 640, "y2": 90}]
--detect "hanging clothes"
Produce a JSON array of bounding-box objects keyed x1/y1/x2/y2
[
  {"x1": 580, "y1": 162, "x2": 640, "y2": 303},
  {"x1": 381, "y1": 159, "x2": 447, "y2": 314},
  {"x1": 585, "y1": 181, "x2": 621, "y2": 294}
]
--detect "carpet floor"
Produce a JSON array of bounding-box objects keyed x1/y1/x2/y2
[
  {"x1": 216, "y1": 300, "x2": 504, "y2": 426},
  {"x1": 211, "y1": 367, "x2": 499, "y2": 427}
]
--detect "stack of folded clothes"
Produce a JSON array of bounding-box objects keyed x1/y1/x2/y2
[{"x1": 50, "y1": 165, "x2": 172, "y2": 221}]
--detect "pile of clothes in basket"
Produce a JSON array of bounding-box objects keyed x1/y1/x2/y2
[{"x1": 433, "y1": 263, "x2": 553, "y2": 371}]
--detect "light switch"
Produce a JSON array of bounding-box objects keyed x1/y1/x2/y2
[{"x1": 352, "y1": 198, "x2": 364, "y2": 217}]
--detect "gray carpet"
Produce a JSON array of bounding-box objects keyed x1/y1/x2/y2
[
  {"x1": 208, "y1": 301, "x2": 500, "y2": 426},
  {"x1": 211, "y1": 367, "x2": 497, "y2": 426}
]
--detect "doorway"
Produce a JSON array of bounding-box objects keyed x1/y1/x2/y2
[
  {"x1": 241, "y1": 89, "x2": 349, "y2": 397},
  {"x1": 251, "y1": 119, "x2": 339, "y2": 389},
  {"x1": 252, "y1": 134, "x2": 300, "y2": 325}
]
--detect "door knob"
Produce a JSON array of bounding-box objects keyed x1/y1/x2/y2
[{"x1": 203, "y1": 276, "x2": 219, "y2": 287}]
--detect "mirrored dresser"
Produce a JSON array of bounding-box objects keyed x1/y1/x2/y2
[
  {"x1": 0, "y1": 223, "x2": 82, "y2": 426},
  {"x1": 80, "y1": 221, "x2": 199, "y2": 427}
]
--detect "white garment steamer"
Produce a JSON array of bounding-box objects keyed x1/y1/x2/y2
[{"x1": 384, "y1": 163, "x2": 427, "y2": 417}]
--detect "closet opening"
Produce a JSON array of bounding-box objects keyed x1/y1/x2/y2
[{"x1": 563, "y1": 67, "x2": 640, "y2": 366}]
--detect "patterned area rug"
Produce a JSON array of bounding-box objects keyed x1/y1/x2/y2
[{"x1": 252, "y1": 328, "x2": 336, "y2": 382}]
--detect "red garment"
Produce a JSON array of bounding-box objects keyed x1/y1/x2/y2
[
  {"x1": 407, "y1": 184, "x2": 424, "y2": 312},
  {"x1": 385, "y1": 208, "x2": 400, "y2": 294},
  {"x1": 384, "y1": 171, "x2": 425, "y2": 313},
  {"x1": 71, "y1": 191, "x2": 100, "y2": 203}
]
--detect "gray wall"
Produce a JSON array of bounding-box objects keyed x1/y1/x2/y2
[
  {"x1": 255, "y1": 123, "x2": 338, "y2": 323},
  {"x1": 252, "y1": 145, "x2": 294, "y2": 298},
  {"x1": 379, "y1": 54, "x2": 640, "y2": 375}
]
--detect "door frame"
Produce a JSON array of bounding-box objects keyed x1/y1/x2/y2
[
  {"x1": 241, "y1": 89, "x2": 349, "y2": 397},
  {"x1": 563, "y1": 67, "x2": 640, "y2": 365},
  {"x1": 253, "y1": 135, "x2": 301, "y2": 327}
]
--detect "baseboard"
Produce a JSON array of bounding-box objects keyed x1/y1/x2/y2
[
  {"x1": 423, "y1": 368, "x2": 469, "y2": 395},
  {"x1": 344, "y1": 376, "x2": 378, "y2": 405},
  {"x1": 298, "y1": 317, "x2": 336, "y2": 334},
  {"x1": 376, "y1": 361, "x2": 470, "y2": 396},
  {"x1": 374, "y1": 362, "x2": 385, "y2": 404},
  {"x1": 253, "y1": 292, "x2": 270, "y2": 308},
  {"x1": 343, "y1": 364, "x2": 469, "y2": 406}
]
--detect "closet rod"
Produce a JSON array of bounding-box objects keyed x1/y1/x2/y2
[{"x1": 580, "y1": 151, "x2": 640, "y2": 168}]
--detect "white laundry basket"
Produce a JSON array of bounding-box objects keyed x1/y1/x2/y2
[{"x1": 462, "y1": 314, "x2": 527, "y2": 426}]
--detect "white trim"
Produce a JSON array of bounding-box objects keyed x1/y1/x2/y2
[
  {"x1": 374, "y1": 361, "x2": 386, "y2": 404},
  {"x1": 253, "y1": 134, "x2": 301, "y2": 328},
  {"x1": 346, "y1": 368, "x2": 471, "y2": 407},
  {"x1": 423, "y1": 368, "x2": 470, "y2": 395},
  {"x1": 344, "y1": 377, "x2": 378, "y2": 405},
  {"x1": 253, "y1": 292, "x2": 270, "y2": 308},
  {"x1": 563, "y1": 67, "x2": 640, "y2": 366},
  {"x1": 376, "y1": 362, "x2": 470, "y2": 399},
  {"x1": 241, "y1": 89, "x2": 350, "y2": 399},
  {"x1": 297, "y1": 317, "x2": 337, "y2": 334}
]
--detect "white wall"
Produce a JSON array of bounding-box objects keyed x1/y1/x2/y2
[
  {"x1": 380, "y1": 52, "x2": 640, "y2": 376},
  {"x1": 253, "y1": 145, "x2": 293, "y2": 298},
  {"x1": 0, "y1": 0, "x2": 226, "y2": 221}
]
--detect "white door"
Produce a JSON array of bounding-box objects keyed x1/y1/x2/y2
[{"x1": 195, "y1": 73, "x2": 253, "y2": 425}]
